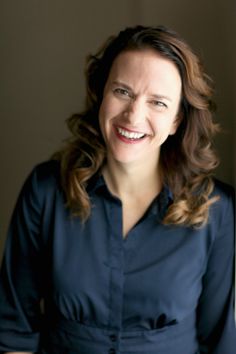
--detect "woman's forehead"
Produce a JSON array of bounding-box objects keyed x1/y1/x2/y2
[{"x1": 106, "y1": 49, "x2": 182, "y2": 99}]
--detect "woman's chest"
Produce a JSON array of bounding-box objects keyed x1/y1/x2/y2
[{"x1": 43, "y1": 198, "x2": 211, "y2": 326}]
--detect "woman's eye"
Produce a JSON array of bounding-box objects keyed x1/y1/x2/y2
[
  {"x1": 114, "y1": 88, "x2": 130, "y2": 97},
  {"x1": 152, "y1": 100, "x2": 168, "y2": 108}
]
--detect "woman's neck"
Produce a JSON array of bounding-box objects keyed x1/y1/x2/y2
[{"x1": 102, "y1": 157, "x2": 163, "y2": 201}]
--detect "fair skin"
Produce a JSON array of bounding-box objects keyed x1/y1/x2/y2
[
  {"x1": 99, "y1": 49, "x2": 182, "y2": 237},
  {"x1": 5, "y1": 49, "x2": 182, "y2": 354}
]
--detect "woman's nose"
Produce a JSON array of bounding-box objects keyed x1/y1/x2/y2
[{"x1": 124, "y1": 99, "x2": 146, "y2": 125}]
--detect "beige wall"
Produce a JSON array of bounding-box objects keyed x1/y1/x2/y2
[{"x1": 0, "y1": 0, "x2": 235, "y2": 260}]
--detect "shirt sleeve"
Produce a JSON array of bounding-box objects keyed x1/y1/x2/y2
[
  {"x1": 196, "y1": 185, "x2": 236, "y2": 353},
  {"x1": 0, "y1": 166, "x2": 45, "y2": 353}
]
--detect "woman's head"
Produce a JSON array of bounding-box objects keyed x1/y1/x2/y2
[
  {"x1": 60, "y1": 25, "x2": 219, "y2": 225},
  {"x1": 86, "y1": 26, "x2": 218, "y2": 170},
  {"x1": 98, "y1": 48, "x2": 182, "y2": 167}
]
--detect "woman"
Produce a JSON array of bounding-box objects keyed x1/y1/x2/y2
[{"x1": 0, "y1": 25, "x2": 235, "y2": 354}]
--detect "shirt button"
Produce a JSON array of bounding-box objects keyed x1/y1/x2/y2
[
  {"x1": 109, "y1": 349, "x2": 116, "y2": 354},
  {"x1": 110, "y1": 334, "x2": 117, "y2": 342}
]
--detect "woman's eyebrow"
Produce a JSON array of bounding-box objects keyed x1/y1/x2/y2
[
  {"x1": 112, "y1": 80, "x2": 172, "y2": 102},
  {"x1": 150, "y1": 94, "x2": 172, "y2": 102},
  {"x1": 111, "y1": 80, "x2": 132, "y2": 90}
]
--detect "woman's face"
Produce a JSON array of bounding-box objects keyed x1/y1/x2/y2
[{"x1": 99, "y1": 49, "x2": 182, "y2": 169}]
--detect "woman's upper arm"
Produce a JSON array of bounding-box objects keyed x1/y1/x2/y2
[
  {"x1": 196, "y1": 185, "x2": 236, "y2": 353},
  {"x1": 0, "y1": 165, "x2": 48, "y2": 353}
]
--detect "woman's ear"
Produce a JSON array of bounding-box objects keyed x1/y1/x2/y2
[{"x1": 169, "y1": 113, "x2": 182, "y2": 135}]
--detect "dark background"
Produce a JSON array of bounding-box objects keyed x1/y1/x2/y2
[{"x1": 0, "y1": 0, "x2": 235, "y2": 260}]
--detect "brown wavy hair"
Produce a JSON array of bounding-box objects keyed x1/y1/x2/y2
[{"x1": 54, "y1": 25, "x2": 220, "y2": 227}]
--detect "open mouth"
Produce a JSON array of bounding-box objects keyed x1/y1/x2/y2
[{"x1": 116, "y1": 127, "x2": 146, "y2": 140}]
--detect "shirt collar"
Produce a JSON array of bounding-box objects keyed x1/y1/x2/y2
[
  {"x1": 86, "y1": 172, "x2": 107, "y2": 193},
  {"x1": 148, "y1": 184, "x2": 173, "y2": 220},
  {"x1": 87, "y1": 173, "x2": 173, "y2": 220}
]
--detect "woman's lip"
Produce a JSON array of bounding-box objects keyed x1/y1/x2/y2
[
  {"x1": 115, "y1": 124, "x2": 148, "y2": 135},
  {"x1": 113, "y1": 126, "x2": 148, "y2": 144}
]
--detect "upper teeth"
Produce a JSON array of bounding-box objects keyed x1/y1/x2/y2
[{"x1": 117, "y1": 127, "x2": 145, "y2": 139}]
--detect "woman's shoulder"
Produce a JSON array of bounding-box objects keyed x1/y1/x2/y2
[
  {"x1": 210, "y1": 178, "x2": 235, "y2": 225},
  {"x1": 32, "y1": 159, "x2": 60, "y2": 180},
  {"x1": 27, "y1": 159, "x2": 61, "y2": 188},
  {"x1": 212, "y1": 178, "x2": 234, "y2": 201},
  {"x1": 20, "y1": 159, "x2": 62, "y2": 203}
]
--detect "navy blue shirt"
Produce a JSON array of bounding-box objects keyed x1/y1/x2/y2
[{"x1": 0, "y1": 160, "x2": 235, "y2": 354}]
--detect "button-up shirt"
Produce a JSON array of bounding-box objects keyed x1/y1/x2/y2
[{"x1": 0, "y1": 160, "x2": 235, "y2": 353}]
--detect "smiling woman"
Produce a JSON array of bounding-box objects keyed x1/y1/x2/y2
[
  {"x1": 0, "y1": 25, "x2": 235, "y2": 354},
  {"x1": 59, "y1": 26, "x2": 220, "y2": 228},
  {"x1": 98, "y1": 50, "x2": 182, "y2": 168}
]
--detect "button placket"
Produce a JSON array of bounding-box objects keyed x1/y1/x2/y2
[
  {"x1": 108, "y1": 330, "x2": 119, "y2": 354},
  {"x1": 110, "y1": 334, "x2": 117, "y2": 342},
  {"x1": 108, "y1": 348, "x2": 116, "y2": 354},
  {"x1": 106, "y1": 200, "x2": 125, "y2": 330}
]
